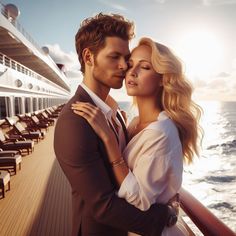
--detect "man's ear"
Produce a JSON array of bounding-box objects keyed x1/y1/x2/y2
[{"x1": 82, "y1": 48, "x2": 93, "y2": 66}]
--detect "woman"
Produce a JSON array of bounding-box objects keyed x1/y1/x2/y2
[{"x1": 71, "y1": 37, "x2": 203, "y2": 235}]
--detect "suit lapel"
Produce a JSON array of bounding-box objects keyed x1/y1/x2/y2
[{"x1": 75, "y1": 85, "x2": 96, "y2": 105}]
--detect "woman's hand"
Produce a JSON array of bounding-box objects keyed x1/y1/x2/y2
[{"x1": 71, "y1": 102, "x2": 114, "y2": 142}]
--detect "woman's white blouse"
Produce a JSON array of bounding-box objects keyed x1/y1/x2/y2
[{"x1": 118, "y1": 111, "x2": 183, "y2": 210}]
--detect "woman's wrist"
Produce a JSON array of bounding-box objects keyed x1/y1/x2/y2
[
  {"x1": 110, "y1": 158, "x2": 124, "y2": 166},
  {"x1": 103, "y1": 131, "x2": 117, "y2": 145}
]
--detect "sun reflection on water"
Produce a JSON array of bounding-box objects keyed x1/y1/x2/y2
[{"x1": 183, "y1": 101, "x2": 236, "y2": 232}]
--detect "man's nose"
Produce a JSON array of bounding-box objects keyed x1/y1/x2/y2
[{"x1": 118, "y1": 58, "x2": 128, "y2": 71}]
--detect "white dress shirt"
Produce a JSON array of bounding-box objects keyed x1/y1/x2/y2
[{"x1": 80, "y1": 83, "x2": 126, "y2": 151}]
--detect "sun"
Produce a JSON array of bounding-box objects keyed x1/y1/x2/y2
[{"x1": 175, "y1": 30, "x2": 224, "y2": 78}]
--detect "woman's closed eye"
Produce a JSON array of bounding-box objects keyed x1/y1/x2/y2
[{"x1": 141, "y1": 66, "x2": 150, "y2": 70}]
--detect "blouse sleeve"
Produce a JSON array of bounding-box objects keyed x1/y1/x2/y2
[{"x1": 118, "y1": 128, "x2": 181, "y2": 211}]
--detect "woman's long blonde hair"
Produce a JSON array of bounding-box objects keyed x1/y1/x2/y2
[{"x1": 137, "y1": 37, "x2": 203, "y2": 164}]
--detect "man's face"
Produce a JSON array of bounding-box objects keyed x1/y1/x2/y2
[{"x1": 92, "y1": 37, "x2": 130, "y2": 89}]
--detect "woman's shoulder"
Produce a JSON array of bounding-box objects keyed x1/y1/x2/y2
[{"x1": 145, "y1": 112, "x2": 179, "y2": 137}]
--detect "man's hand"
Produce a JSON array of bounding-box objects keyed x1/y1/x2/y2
[{"x1": 166, "y1": 193, "x2": 180, "y2": 227}]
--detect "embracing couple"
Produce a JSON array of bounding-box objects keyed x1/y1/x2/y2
[{"x1": 54, "y1": 13, "x2": 202, "y2": 236}]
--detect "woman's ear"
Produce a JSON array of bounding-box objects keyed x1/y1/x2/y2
[{"x1": 82, "y1": 48, "x2": 93, "y2": 67}]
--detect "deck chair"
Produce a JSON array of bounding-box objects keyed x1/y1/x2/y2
[
  {"x1": 0, "y1": 129, "x2": 34, "y2": 155},
  {"x1": 5, "y1": 117, "x2": 43, "y2": 142},
  {"x1": 17, "y1": 114, "x2": 47, "y2": 138},
  {"x1": 37, "y1": 112, "x2": 55, "y2": 126},
  {"x1": 45, "y1": 107, "x2": 61, "y2": 118},
  {"x1": 12, "y1": 122, "x2": 42, "y2": 143},
  {"x1": 30, "y1": 115, "x2": 49, "y2": 131},
  {"x1": 0, "y1": 149, "x2": 22, "y2": 175}
]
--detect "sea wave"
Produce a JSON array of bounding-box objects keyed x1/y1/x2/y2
[
  {"x1": 205, "y1": 175, "x2": 236, "y2": 183},
  {"x1": 208, "y1": 202, "x2": 235, "y2": 210},
  {"x1": 207, "y1": 139, "x2": 236, "y2": 154}
]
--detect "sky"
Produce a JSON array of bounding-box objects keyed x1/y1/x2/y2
[{"x1": 1, "y1": 0, "x2": 236, "y2": 101}]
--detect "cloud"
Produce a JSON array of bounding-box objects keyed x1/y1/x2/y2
[
  {"x1": 193, "y1": 72, "x2": 236, "y2": 101},
  {"x1": 45, "y1": 44, "x2": 82, "y2": 93},
  {"x1": 232, "y1": 58, "x2": 236, "y2": 69},
  {"x1": 45, "y1": 44, "x2": 79, "y2": 69},
  {"x1": 216, "y1": 72, "x2": 230, "y2": 77},
  {"x1": 155, "y1": 0, "x2": 166, "y2": 3},
  {"x1": 138, "y1": 0, "x2": 166, "y2": 3},
  {"x1": 98, "y1": 0, "x2": 127, "y2": 11},
  {"x1": 201, "y1": 0, "x2": 236, "y2": 6}
]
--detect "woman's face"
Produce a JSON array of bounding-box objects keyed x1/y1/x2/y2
[{"x1": 125, "y1": 44, "x2": 162, "y2": 98}]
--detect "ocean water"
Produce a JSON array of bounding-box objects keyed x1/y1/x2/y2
[{"x1": 119, "y1": 101, "x2": 236, "y2": 234}]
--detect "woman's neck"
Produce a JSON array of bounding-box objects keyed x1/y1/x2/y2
[{"x1": 136, "y1": 97, "x2": 162, "y2": 124}]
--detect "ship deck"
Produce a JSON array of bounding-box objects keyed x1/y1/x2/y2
[{"x1": 0, "y1": 125, "x2": 72, "y2": 236}]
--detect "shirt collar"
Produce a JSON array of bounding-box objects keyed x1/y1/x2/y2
[
  {"x1": 80, "y1": 82, "x2": 118, "y2": 119},
  {"x1": 158, "y1": 111, "x2": 170, "y2": 121}
]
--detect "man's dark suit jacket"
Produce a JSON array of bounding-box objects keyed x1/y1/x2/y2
[{"x1": 54, "y1": 85, "x2": 169, "y2": 236}]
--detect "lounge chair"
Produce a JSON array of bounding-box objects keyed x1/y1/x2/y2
[
  {"x1": 0, "y1": 149, "x2": 22, "y2": 175},
  {"x1": 17, "y1": 114, "x2": 47, "y2": 138},
  {"x1": 12, "y1": 122, "x2": 42, "y2": 143},
  {"x1": 37, "y1": 112, "x2": 55, "y2": 126},
  {"x1": 5, "y1": 117, "x2": 43, "y2": 142},
  {"x1": 45, "y1": 106, "x2": 61, "y2": 118},
  {"x1": 30, "y1": 115, "x2": 49, "y2": 132},
  {"x1": 0, "y1": 129, "x2": 34, "y2": 155},
  {"x1": 0, "y1": 170, "x2": 10, "y2": 198}
]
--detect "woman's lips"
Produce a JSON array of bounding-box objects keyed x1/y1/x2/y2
[{"x1": 126, "y1": 80, "x2": 137, "y2": 87}]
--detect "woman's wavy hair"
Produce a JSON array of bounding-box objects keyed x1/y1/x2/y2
[
  {"x1": 136, "y1": 37, "x2": 203, "y2": 164},
  {"x1": 75, "y1": 13, "x2": 134, "y2": 73}
]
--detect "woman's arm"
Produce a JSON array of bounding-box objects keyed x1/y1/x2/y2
[{"x1": 71, "y1": 102, "x2": 129, "y2": 185}]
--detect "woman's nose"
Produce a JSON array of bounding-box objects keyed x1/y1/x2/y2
[{"x1": 128, "y1": 67, "x2": 138, "y2": 77}]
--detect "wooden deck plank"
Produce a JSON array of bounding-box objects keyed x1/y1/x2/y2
[{"x1": 0, "y1": 125, "x2": 72, "y2": 236}]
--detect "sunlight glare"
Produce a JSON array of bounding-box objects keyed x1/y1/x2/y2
[{"x1": 176, "y1": 30, "x2": 224, "y2": 78}]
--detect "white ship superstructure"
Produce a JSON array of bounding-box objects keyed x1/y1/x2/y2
[{"x1": 0, "y1": 3, "x2": 71, "y2": 119}]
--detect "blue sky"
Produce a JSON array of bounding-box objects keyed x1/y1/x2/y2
[{"x1": 1, "y1": 0, "x2": 236, "y2": 101}]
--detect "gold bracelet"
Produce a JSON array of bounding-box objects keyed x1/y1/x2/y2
[
  {"x1": 111, "y1": 158, "x2": 125, "y2": 167},
  {"x1": 112, "y1": 159, "x2": 125, "y2": 167},
  {"x1": 111, "y1": 158, "x2": 123, "y2": 165}
]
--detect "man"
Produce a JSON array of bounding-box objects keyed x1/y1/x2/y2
[{"x1": 54, "y1": 13, "x2": 176, "y2": 236}]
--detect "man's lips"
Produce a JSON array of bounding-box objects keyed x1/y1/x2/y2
[{"x1": 114, "y1": 73, "x2": 125, "y2": 78}]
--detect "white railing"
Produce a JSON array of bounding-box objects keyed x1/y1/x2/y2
[
  {"x1": 0, "y1": 53, "x2": 67, "y2": 95},
  {"x1": 0, "y1": 52, "x2": 40, "y2": 80}
]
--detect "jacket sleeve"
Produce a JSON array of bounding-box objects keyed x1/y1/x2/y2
[{"x1": 54, "y1": 109, "x2": 168, "y2": 236}]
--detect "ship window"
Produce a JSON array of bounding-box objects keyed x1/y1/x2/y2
[
  {"x1": 14, "y1": 97, "x2": 22, "y2": 115},
  {"x1": 28, "y1": 83, "x2": 33, "y2": 89},
  {"x1": 0, "y1": 97, "x2": 10, "y2": 119},
  {"x1": 25, "y1": 97, "x2": 31, "y2": 113},
  {"x1": 33, "y1": 98, "x2": 37, "y2": 111},
  {"x1": 38, "y1": 98, "x2": 43, "y2": 110},
  {"x1": 45, "y1": 98, "x2": 49, "y2": 108},
  {"x1": 15, "y1": 79, "x2": 22, "y2": 87}
]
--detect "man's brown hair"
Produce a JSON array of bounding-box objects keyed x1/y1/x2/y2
[{"x1": 75, "y1": 13, "x2": 134, "y2": 73}]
